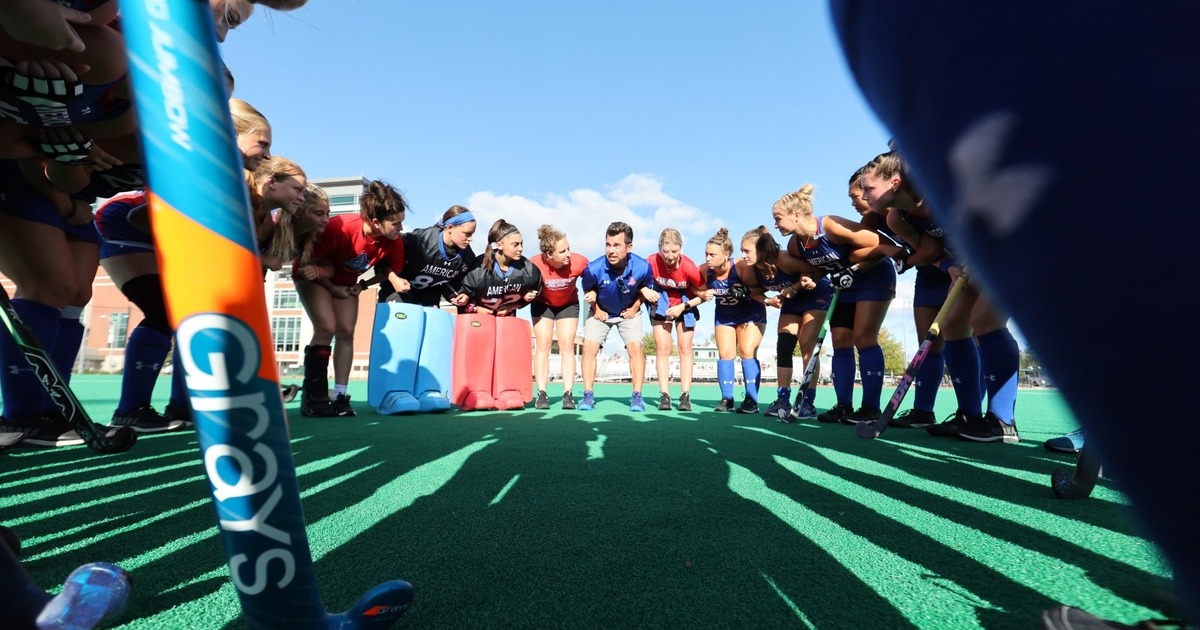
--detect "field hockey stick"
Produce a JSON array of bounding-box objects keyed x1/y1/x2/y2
[
  {"x1": 1052, "y1": 442, "x2": 1102, "y2": 500},
  {"x1": 780, "y1": 279, "x2": 849, "y2": 423},
  {"x1": 0, "y1": 285, "x2": 137, "y2": 454},
  {"x1": 856, "y1": 274, "x2": 967, "y2": 439},
  {"x1": 119, "y1": 2, "x2": 412, "y2": 628}
]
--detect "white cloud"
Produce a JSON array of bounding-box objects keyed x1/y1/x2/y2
[{"x1": 466, "y1": 173, "x2": 723, "y2": 261}]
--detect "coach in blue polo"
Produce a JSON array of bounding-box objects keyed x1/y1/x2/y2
[{"x1": 577, "y1": 222, "x2": 658, "y2": 412}]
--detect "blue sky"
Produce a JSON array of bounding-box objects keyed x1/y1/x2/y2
[{"x1": 220, "y1": 1, "x2": 987, "y2": 358}]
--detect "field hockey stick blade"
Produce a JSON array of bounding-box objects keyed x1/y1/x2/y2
[{"x1": 325, "y1": 579, "x2": 414, "y2": 629}]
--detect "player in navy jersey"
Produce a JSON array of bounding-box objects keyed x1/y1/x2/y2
[
  {"x1": 698, "y1": 228, "x2": 766, "y2": 413},
  {"x1": 829, "y1": 3, "x2": 1200, "y2": 622},
  {"x1": 0, "y1": 159, "x2": 103, "y2": 447},
  {"x1": 377, "y1": 205, "x2": 478, "y2": 306},
  {"x1": 459, "y1": 219, "x2": 542, "y2": 315},
  {"x1": 775, "y1": 183, "x2": 895, "y2": 426},
  {"x1": 742, "y1": 226, "x2": 833, "y2": 420},
  {"x1": 578, "y1": 221, "x2": 658, "y2": 412},
  {"x1": 861, "y1": 151, "x2": 1021, "y2": 444},
  {"x1": 851, "y1": 161, "x2": 952, "y2": 429},
  {"x1": 646, "y1": 228, "x2": 705, "y2": 411}
]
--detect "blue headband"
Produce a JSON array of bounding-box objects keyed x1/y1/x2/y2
[{"x1": 438, "y1": 211, "x2": 476, "y2": 228}]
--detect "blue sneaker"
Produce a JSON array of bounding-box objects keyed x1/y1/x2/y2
[
  {"x1": 630, "y1": 392, "x2": 645, "y2": 412},
  {"x1": 1044, "y1": 428, "x2": 1084, "y2": 454},
  {"x1": 578, "y1": 391, "x2": 595, "y2": 411},
  {"x1": 763, "y1": 396, "x2": 790, "y2": 418}
]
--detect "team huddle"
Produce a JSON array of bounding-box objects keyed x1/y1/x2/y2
[{"x1": 0, "y1": 0, "x2": 1031, "y2": 455}]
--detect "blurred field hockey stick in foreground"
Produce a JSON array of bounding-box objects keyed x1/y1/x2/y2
[{"x1": 119, "y1": 1, "x2": 412, "y2": 627}]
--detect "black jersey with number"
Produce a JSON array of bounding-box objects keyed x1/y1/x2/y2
[
  {"x1": 460, "y1": 256, "x2": 543, "y2": 312},
  {"x1": 382, "y1": 225, "x2": 478, "y2": 305}
]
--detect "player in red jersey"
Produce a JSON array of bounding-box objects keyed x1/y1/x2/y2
[{"x1": 528, "y1": 224, "x2": 588, "y2": 409}]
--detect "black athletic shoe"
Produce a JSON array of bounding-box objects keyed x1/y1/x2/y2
[
  {"x1": 714, "y1": 398, "x2": 736, "y2": 412},
  {"x1": 926, "y1": 411, "x2": 975, "y2": 438},
  {"x1": 333, "y1": 394, "x2": 356, "y2": 417},
  {"x1": 12, "y1": 414, "x2": 84, "y2": 447},
  {"x1": 561, "y1": 392, "x2": 576, "y2": 410},
  {"x1": 658, "y1": 393, "x2": 672, "y2": 410},
  {"x1": 848, "y1": 406, "x2": 881, "y2": 426},
  {"x1": 890, "y1": 408, "x2": 936, "y2": 429},
  {"x1": 677, "y1": 392, "x2": 692, "y2": 411},
  {"x1": 958, "y1": 411, "x2": 1020, "y2": 443},
  {"x1": 817, "y1": 404, "x2": 853, "y2": 424},
  {"x1": 111, "y1": 405, "x2": 184, "y2": 433},
  {"x1": 735, "y1": 397, "x2": 760, "y2": 414},
  {"x1": 535, "y1": 390, "x2": 551, "y2": 410},
  {"x1": 164, "y1": 402, "x2": 194, "y2": 427}
]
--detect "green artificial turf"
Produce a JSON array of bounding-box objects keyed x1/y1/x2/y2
[{"x1": 0, "y1": 376, "x2": 1180, "y2": 628}]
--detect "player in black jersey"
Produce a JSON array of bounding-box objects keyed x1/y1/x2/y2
[
  {"x1": 376, "y1": 205, "x2": 478, "y2": 305},
  {"x1": 460, "y1": 219, "x2": 542, "y2": 315}
]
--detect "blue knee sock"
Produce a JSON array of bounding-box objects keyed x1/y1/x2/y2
[
  {"x1": 739, "y1": 358, "x2": 760, "y2": 402},
  {"x1": 717, "y1": 359, "x2": 735, "y2": 399},
  {"x1": 832, "y1": 347, "x2": 855, "y2": 407},
  {"x1": 0, "y1": 299, "x2": 60, "y2": 418},
  {"x1": 859, "y1": 344, "x2": 884, "y2": 410},
  {"x1": 943, "y1": 338, "x2": 983, "y2": 416},
  {"x1": 51, "y1": 306, "x2": 85, "y2": 385},
  {"x1": 913, "y1": 351, "x2": 944, "y2": 412},
  {"x1": 117, "y1": 326, "x2": 171, "y2": 414},
  {"x1": 977, "y1": 328, "x2": 1020, "y2": 424},
  {"x1": 170, "y1": 338, "x2": 188, "y2": 409}
]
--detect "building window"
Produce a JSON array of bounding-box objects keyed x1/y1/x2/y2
[
  {"x1": 271, "y1": 316, "x2": 302, "y2": 353},
  {"x1": 107, "y1": 312, "x2": 129, "y2": 349},
  {"x1": 328, "y1": 194, "x2": 357, "y2": 206},
  {"x1": 273, "y1": 288, "x2": 299, "y2": 309}
]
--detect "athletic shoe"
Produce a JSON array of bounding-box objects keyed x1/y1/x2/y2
[
  {"x1": 0, "y1": 422, "x2": 26, "y2": 449},
  {"x1": 926, "y1": 411, "x2": 974, "y2": 437},
  {"x1": 817, "y1": 404, "x2": 853, "y2": 424},
  {"x1": 890, "y1": 408, "x2": 936, "y2": 429},
  {"x1": 535, "y1": 390, "x2": 551, "y2": 410},
  {"x1": 849, "y1": 406, "x2": 881, "y2": 426},
  {"x1": 561, "y1": 392, "x2": 577, "y2": 410},
  {"x1": 164, "y1": 402, "x2": 194, "y2": 426},
  {"x1": 630, "y1": 392, "x2": 645, "y2": 412},
  {"x1": 578, "y1": 391, "x2": 595, "y2": 411},
  {"x1": 333, "y1": 394, "x2": 357, "y2": 417},
  {"x1": 714, "y1": 398, "x2": 736, "y2": 412},
  {"x1": 735, "y1": 397, "x2": 759, "y2": 414},
  {"x1": 794, "y1": 401, "x2": 817, "y2": 421},
  {"x1": 958, "y1": 412, "x2": 1020, "y2": 443},
  {"x1": 18, "y1": 415, "x2": 84, "y2": 447},
  {"x1": 658, "y1": 392, "x2": 672, "y2": 410},
  {"x1": 281, "y1": 384, "x2": 300, "y2": 403},
  {"x1": 111, "y1": 405, "x2": 184, "y2": 433},
  {"x1": 762, "y1": 396, "x2": 789, "y2": 418},
  {"x1": 1044, "y1": 429, "x2": 1084, "y2": 454},
  {"x1": 300, "y1": 397, "x2": 339, "y2": 418},
  {"x1": 677, "y1": 392, "x2": 692, "y2": 411}
]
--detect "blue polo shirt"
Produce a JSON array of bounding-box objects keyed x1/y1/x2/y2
[{"x1": 581, "y1": 253, "x2": 655, "y2": 318}]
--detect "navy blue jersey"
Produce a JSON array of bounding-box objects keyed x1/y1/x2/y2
[
  {"x1": 390, "y1": 225, "x2": 478, "y2": 306},
  {"x1": 580, "y1": 253, "x2": 655, "y2": 318},
  {"x1": 708, "y1": 262, "x2": 766, "y2": 326},
  {"x1": 460, "y1": 257, "x2": 542, "y2": 312}
]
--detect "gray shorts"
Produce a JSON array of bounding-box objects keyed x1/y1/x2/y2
[{"x1": 582, "y1": 314, "x2": 643, "y2": 346}]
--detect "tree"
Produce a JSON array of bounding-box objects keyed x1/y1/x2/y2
[
  {"x1": 1020, "y1": 348, "x2": 1040, "y2": 371},
  {"x1": 642, "y1": 333, "x2": 656, "y2": 356},
  {"x1": 879, "y1": 328, "x2": 905, "y2": 374}
]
